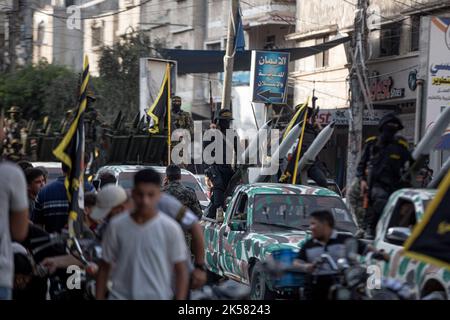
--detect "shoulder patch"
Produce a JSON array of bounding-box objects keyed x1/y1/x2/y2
[
  {"x1": 365, "y1": 136, "x2": 377, "y2": 143},
  {"x1": 397, "y1": 137, "x2": 409, "y2": 149}
]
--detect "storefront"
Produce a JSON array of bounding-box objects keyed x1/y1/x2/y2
[
  {"x1": 367, "y1": 54, "x2": 420, "y2": 144},
  {"x1": 315, "y1": 108, "x2": 393, "y2": 188}
]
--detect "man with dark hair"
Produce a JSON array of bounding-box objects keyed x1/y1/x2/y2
[
  {"x1": 96, "y1": 168, "x2": 189, "y2": 300},
  {"x1": 94, "y1": 171, "x2": 117, "y2": 191},
  {"x1": 32, "y1": 162, "x2": 94, "y2": 233},
  {"x1": 17, "y1": 161, "x2": 33, "y2": 172},
  {"x1": 294, "y1": 210, "x2": 387, "y2": 299},
  {"x1": 163, "y1": 164, "x2": 202, "y2": 217},
  {"x1": 24, "y1": 168, "x2": 46, "y2": 220}
]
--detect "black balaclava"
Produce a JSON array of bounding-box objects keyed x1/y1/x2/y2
[
  {"x1": 172, "y1": 97, "x2": 182, "y2": 113},
  {"x1": 218, "y1": 119, "x2": 230, "y2": 133},
  {"x1": 380, "y1": 122, "x2": 399, "y2": 143}
]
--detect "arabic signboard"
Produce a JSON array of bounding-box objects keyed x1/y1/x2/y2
[
  {"x1": 316, "y1": 108, "x2": 393, "y2": 126},
  {"x1": 369, "y1": 74, "x2": 405, "y2": 101},
  {"x1": 425, "y1": 17, "x2": 450, "y2": 130},
  {"x1": 250, "y1": 50, "x2": 289, "y2": 104}
]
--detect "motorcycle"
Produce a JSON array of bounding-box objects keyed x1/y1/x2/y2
[
  {"x1": 262, "y1": 239, "x2": 416, "y2": 300},
  {"x1": 13, "y1": 225, "x2": 101, "y2": 300},
  {"x1": 190, "y1": 279, "x2": 251, "y2": 300}
]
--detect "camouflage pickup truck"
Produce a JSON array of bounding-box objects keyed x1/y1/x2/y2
[
  {"x1": 373, "y1": 188, "x2": 450, "y2": 299},
  {"x1": 200, "y1": 183, "x2": 358, "y2": 300}
]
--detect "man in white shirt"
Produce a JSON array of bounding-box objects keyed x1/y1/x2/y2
[
  {"x1": 0, "y1": 109, "x2": 29, "y2": 300},
  {"x1": 96, "y1": 168, "x2": 189, "y2": 300}
]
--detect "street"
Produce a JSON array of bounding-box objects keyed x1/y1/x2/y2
[{"x1": 0, "y1": 0, "x2": 449, "y2": 302}]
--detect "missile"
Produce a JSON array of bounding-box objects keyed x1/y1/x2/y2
[
  {"x1": 413, "y1": 106, "x2": 450, "y2": 160},
  {"x1": 403, "y1": 107, "x2": 450, "y2": 185},
  {"x1": 427, "y1": 156, "x2": 450, "y2": 189},
  {"x1": 240, "y1": 119, "x2": 272, "y2": 166},
  {"x1": 252, "y1": 122, "x2": 302, "y2": 183},
  {"x1": 297, "y1": 121, "x2": 336, "y2": 172}
]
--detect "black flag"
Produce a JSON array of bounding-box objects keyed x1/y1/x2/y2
[
  {"x1": 279, "y1": 102, "x2": 309, "y2": 184},
  {"x1": 404, "y1": 169, "x2": 450, "y2": 270},
  {"x1": 147, "y1": 63, "x2": 171, "y2": 134},
  {"x1": 53, "y1": 55, "x2": 89, "y2": 240}
]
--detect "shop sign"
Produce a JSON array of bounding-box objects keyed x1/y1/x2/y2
[{"x1": 370, "y1": 75, "x2": 405, "y2": 101}]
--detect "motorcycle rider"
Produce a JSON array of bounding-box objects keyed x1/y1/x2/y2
[{"x1": 293, "y1": 210, "x2": 388, "y2": 300}]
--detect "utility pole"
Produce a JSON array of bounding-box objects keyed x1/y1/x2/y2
[
  {"x1": 23, "y1": 0, "x2": 33, "y2": 66},
  {"x1": 221, "y1": 0, "x2": 239, "y2": 110},
  {"x1": 8, "y1": 0, "x2": 19, "y2": 72},
  {"x1": 346, "y1": 0, "x2": 368, "y2": 191}
]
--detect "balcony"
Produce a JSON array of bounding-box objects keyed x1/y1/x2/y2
[{"x1": 240, "y1": 0, "x2": 296, "y2": 28}]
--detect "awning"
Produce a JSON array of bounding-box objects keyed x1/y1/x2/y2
[{"x1": 158, "y1": 35, "x2": 350, "y2": 75}]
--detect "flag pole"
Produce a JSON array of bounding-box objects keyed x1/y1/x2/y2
[
  {"x1": 221, "y1": 0, "x2": 239, "y2": 110},
  {"x1": 167, "y1": 63, "x2": 172, "y2": 164}
]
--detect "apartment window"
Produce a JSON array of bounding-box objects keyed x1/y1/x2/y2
[
  {"x1": 264, "y1": 35, "x2": 276, "y2": 50},
  {"x1": 36, "y1": 21, "x2": 45, "y2": 46},
  {"x1": 65, "y1": 0, "x2": 75, "y2": 6},
  {"x1": 91, "y1": 21, "x2": 104, "y2": 47},
  {"x1": 206, "y1": 42, "x2": 221, "y2": 51},
  {"x1": 410, "y1": 15, "x2": 420, "y2": 52},
  {"x1": 380, "y1": 22, "x2": 401, "y2": 57},
  {"x1": 315, "y1": 36, "x2": 329, "y2": 68}
]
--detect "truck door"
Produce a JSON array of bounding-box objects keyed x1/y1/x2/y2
[
  {"x1": 221, "y1": 192, "x2": 249, "y2": 281},
  {"x1": 375, "y1": 197, "x2": 418, "y2": 280}
]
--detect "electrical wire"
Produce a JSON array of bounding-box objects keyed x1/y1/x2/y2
[{"x1": 31, "y1": 0, "x2": 224, "y2": 21}]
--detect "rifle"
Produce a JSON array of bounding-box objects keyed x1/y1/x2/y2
[{"x1": 209, "y1": 81, "x2": 214, "y2": 122}]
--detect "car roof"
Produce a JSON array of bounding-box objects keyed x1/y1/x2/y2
[
  {"x1": 96, "y1": 165, "x2": 194, "y2": 177},
  {"x1": 307, "y1": 178, "x2": 337, "y2": 184},
  {"x1": 392, "y1": 188, "x2": 437, "y2": 201},
  {"x1": 31, "y1": 162, "x2": 61, "y2": 168},
  {"x1": 237, "y1": 183, "x2": 340, "y2": 197}
]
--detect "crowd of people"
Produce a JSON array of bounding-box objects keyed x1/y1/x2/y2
[
  {"x1": 1, "y1": 107, "x2": 208, "y2": 300},
  {"x1": 0, "y1": 99, "x2": 429, "y2": 301}
]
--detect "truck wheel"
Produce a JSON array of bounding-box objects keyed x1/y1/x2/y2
[{"x1": 250, "y1": 262, "x2": 276, "y2": 300}]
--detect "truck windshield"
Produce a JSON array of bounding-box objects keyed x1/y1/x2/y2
[{"x1": 253, "y1": 194, "x2": 356, "y2": 232}]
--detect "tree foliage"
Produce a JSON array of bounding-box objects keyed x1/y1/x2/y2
[
  {"x1": 95, "y1": 32, "x2": 161, "y2": 123},
  {"x1": 0, "y1": 60, "x2": 79, "y2": 124},
  {"x1": 0, "y1": 32, "x2": 162, "y2": 127}
]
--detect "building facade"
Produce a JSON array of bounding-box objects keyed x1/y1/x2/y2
[{"x1": 288, "y1": 0, "x2": 450, "y2": 184}]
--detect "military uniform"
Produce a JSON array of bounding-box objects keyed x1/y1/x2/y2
[
  {"x1": 348, "y1": 177, "x2": 365, "y2": 229},
  {"x1": 172, "y1": 109, "x2": 194, "y2": 135},
  {"x1": 205, "y1": 109, "x2": 237, "y2": 218},
  {"x1": 171, "y1": 96, "x2": 194, "y2": 135},
  {"x1": 3, "y1": 106, "x2": 27, "y2": 161},
  {"x1": 356, "y1": 113, "x2": 412, "y2": 237},
  {"x1": 162, "y1": 181, "x2": 203, "y2": 218}
]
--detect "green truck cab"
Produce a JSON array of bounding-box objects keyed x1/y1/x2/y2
[{"x1": 200, "y1": 183, "x2": 357, "y2": 299}]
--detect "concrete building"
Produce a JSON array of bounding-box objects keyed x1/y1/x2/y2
[
  {"x1": 0, "y1": 0, "x2": 12, "y2": 72},
  {"x1": 287, "y1": 0, "x2": 450, "y2": 185}
]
